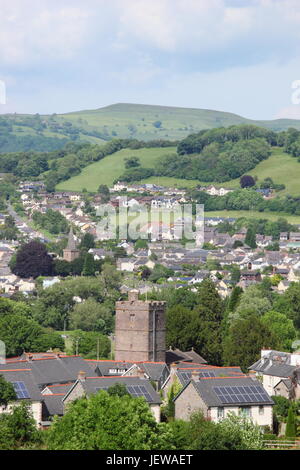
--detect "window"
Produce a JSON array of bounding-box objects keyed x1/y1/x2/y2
[
  {"x1": 259, "y1": 406, "x2": 264, "y2": 415},
  {"x1": 217, "y1": 407, "x2": 224, "y2": 419},
  {"x1": 239, "y1": 407, "x2": 251, "y2": 418}
]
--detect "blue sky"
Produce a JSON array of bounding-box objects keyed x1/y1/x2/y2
[{"x1": 1, "y1": 0, "x2": 300, "y2": 119}]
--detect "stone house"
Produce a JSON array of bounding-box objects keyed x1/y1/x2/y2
[{"x1": 174, "y1": 372, "x2": 274, "y2": 428}]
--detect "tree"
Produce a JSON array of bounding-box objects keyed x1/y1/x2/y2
[
  {"x1": 82, "y1": 253, "x2": 96, "y2": 276},
  {"x1": 166, "y1": 306, "x2": 199, "y2": 351},
  {"x1": 70, "y1": 330, "x2": 110, "y2": 359},
  {"x1": 227, "y1": 286, "x2": 243, "y2": 312},
  {"x1": 47, "y1": 390, "x2": 174, "y2": 450},
  {"x1": 79, "y1": 233, "x2": 95, "y2": 251},
  {"x1": 0, "y1": 402, "x2": 40, "y2": 450},
  {"x1": 285, "y1": 407, "x2": 296, "y2": 438},
  {"x1": 0, "y1": 375, "x2": 17, "y2": 406},
  {"x1": 218, "y1": 413, "x2": 263, "y2": 450},
  {"x1": 260, "y1": 311, "x2": 296, "y2": 351},
  {"x1": 13, "y1": 241, "x2": 54, "y2": 278},
  {"x1": 193, "y1": 279, "x2": 225, "y2": 365},
  {"x1": 223, "y1": 315, "x2": 280, "y2": 372},
  {"x1": 0, "y1": 313, "x2": 43, "y2": 357},
  {"x1": 240, "y1": 175, "x2": 256, "y2": 188},
  {"x1": 124, "y1": 157, "x2": 141, "y2": 169},
  {"x1": 69, "y1": 298, "x2": 114, "y2": 334},
  {"x1": 107, "y1": 384, "x2": 130, "y2": 398},
  {"x1": 245, "y1": 226, "x2": 257, "y2": 248},
  {"x1": 98, "y1": 185, "x2": 110, "y2": 203}
]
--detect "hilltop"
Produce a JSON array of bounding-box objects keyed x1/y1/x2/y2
[{"x1": 1, "y1": 102, "x2": 300, "y2": 152}]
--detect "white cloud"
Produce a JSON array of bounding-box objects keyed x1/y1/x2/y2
[{"x1": 0, "y1": 0, "x2": 92, "y2": 65}]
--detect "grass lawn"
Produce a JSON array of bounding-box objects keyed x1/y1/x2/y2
[{"x1": 57, "y1": 146, "x2": 177, "y2": 192}]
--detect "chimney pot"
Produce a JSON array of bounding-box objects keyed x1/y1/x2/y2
[{"x1": 78, "y1": 371, "x2": 86, "y2": 382}]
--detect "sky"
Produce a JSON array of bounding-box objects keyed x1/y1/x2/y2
[{"x1": 1, "y1": 0, "x2": 300, "y2": 119}]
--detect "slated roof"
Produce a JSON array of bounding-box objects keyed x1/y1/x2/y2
[
  {"x1": 166, "y1": 348, "x2": 207, "y2": 365},
  {"x1": 0, "y1": 356, "x2": 94, "y2": 388},
  {"x1": 43, "y1": 394, "x2": 65, "y2": 417},
  {"x1": 0, "y1": 370, "x2": 43, "y2": 401},
  {"x1": 249, "y1": 354, "x2": 298, "y2": 378},
  {"x1": 67, "y1": 376, "x2": 161, "y2": 404},
  {"x1": 179, "y1": 376, "x2": 274, "y2": 407},
  {"x1": 176, "y1": 367, "x2": 244, "y2": 386},
  {"x1": 87, "y1": 360, "x2": 135, "y2": 376}
]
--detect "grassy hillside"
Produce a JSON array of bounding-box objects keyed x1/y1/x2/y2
[
  {"x1": 58, "y1": 103, "x2": 300, "y2": 140},
  {"x1": 56, "y1": 146, "x2": 177, "y2": 192},
  {"x1": 58, "y1": 145, "x2": 300, "y2": 196},
  {"x1": 2, "y1": 103, "x2": 300, "y2": 153},
  {"x1": 204, "y1": 210, "x2": 300, "y2": 224}
]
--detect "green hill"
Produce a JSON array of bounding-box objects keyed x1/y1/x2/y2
[
  {"x1": 56, "y1": 146, "x2": 177, "y2": 192},
  {"x1": 57, "y1": 146, "x2": 300, "y2": 197},
  {"x1": 2, "y1": 102, "x2": 300, "y2": 152},
  {"x1": 59, "y1": 102, "x2": 300, "y2": 140}
]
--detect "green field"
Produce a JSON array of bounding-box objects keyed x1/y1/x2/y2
[
  {"x1": 57, "y1": 146, "x2": 177, "y2": 191},
  {"x1": 58, "y1": 144, "x2": 300, "y2": 197},
  {"x1": 204, "y1": 210, "x2": 300, "y2": 224}
]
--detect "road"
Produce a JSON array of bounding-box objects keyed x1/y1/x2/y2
[{"x1": 7, "y1": 203, "x2": 52, "y2": 243}]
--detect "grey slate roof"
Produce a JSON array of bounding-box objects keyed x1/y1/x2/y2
[
  {"x1": 0, "y1": 356, "x2": 94, "y2": 388},
  {"x1": 43, "y1": 394, "x2": 65, "y2": 417},
  {"x1": 249, "y1": 351, "x2": 299, "y2": 377},
  {"x1": 166, "y1": 348, "x2": 207, "y2": 365},
  {"x1": 86, "y1": 360, "x2": 135, "y2": 376},
  {"x1": 179, "y1": 376, "x2": 274, "y2": 407},
  {"x1": 0, "y1": 369, "x2": 43, "y2": 402},
  {"x1": 65, "y1": 376, "x2": 161, "y2": 404},
  {"x1": 176, "y1": 366, "x2": 244, "y2": 386}
]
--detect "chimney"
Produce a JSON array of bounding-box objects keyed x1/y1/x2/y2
[
  {"x1": 128, "y1": 290, "x2": 139, "y2": 302},
  {"x1": 191, "y1": 370, "x2": 199, "y2": 382},
  {"x1": 78, "y1": 371, "x2": 86, "y2": 382},
  {"x1": 136, "y1": 367, "x2": 145, "y2": 379}
]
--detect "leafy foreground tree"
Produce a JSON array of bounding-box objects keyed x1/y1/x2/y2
[
  {"x1": 0, "y1": 402, "x2": 41, "y2": 450},
  {"x1": 47, "y1": 391, "x2": 174, "y2": 450},
  {"x1": 0, "y1": 375, "x2": 17, "y2": 406},
  {"x1": 188, "y1": 412, "x2": 263, "y2": 450}
]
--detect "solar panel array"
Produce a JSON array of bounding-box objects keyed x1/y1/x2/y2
[
  {"x1": 126, "y1": 385, "x2": 153, "y2": 402},
  {"x1": 213, "y1": 385, "x2": 270, "y2": 404},
  {"x1": 180, "y1": 370, "x2": 216, "y2": 383},
  {"x1": 199, "y1": 371, "x2": 216, "y2": 378},
  {"x1": 12, "y1": 381, "x2": 30, "y2": 399}
]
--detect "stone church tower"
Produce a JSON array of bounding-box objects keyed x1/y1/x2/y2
[
  {"x1": 115, "y1": 290, "x2": 166, "y2": 363},
  {"x1": 63, "y1": 227, "x2": 80, "y2": 262}
]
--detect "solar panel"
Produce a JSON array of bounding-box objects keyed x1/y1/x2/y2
[
  {"x1": 12, "y1": 381, "x2": 30, "y2": 399},
  {"x1": 199, "y1": 371, "x2": 216, "y2": 378},
  {"x1": 126, "y1": 385, "x2": 153, "y2": 402},
  {"x1": 213, "y1": 385, "x2": 270, "y2": 404}
]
